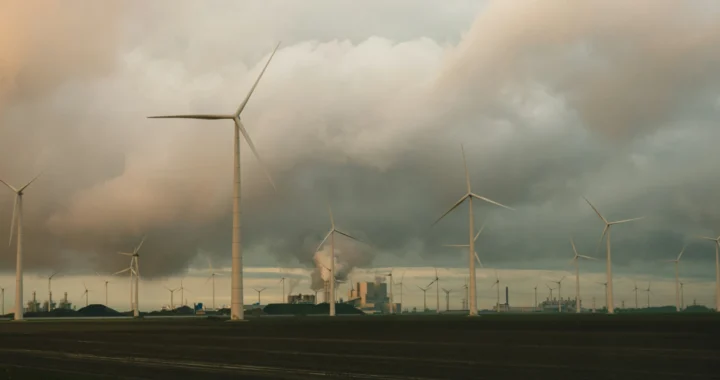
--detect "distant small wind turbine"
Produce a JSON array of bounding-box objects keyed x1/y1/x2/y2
[
  {"x1": 433, "y1": 145, "x2": 514, "y2": 317},
  {"x1": 383, "y1": 269, "x2": 395, "y2": 314},
  {"x1": 533, "y1": 284, "x2": 538, "y2": 310},
  {"x1": 164, "y1": 286, "x2": 178, "y2": 310},
  {"x1": 596, "y1": 282, "x2": 608, "y2": 308},
  {"x1": 632, "y1": 282, "x2": 639, "y2": 309},
  {"x1": 316, "y1": 205, "x2": 365, "y2": 317},
  {"x1": 178, "y1": 278, "x2": 191, "y2": 307},
  {"x1": 148, "y1": 42, "x2": 281, "y2": 321},
  {"x1": 442, "y1": 288, "x2": 452, "y2": 311},
  {"x1": 491, "y1": 270, "x2": 500, "y2": 312},
  {"x1": 253, "y1": 287, "x2": 266, "y2": 304},
  {"x1": 46, "y1": 271, "x2": 60, "y2": 312},
  {"x1": 394, "y1": 272, "x2": 406, "y2": 312},
  {"x1": 570, "y1": 238, "x2": 596, "y2": 313},
  {"x1": 680, "y1": 281, "x2": 685, "y2": 310},
  {"x1": 1, "y1": 173, "x2": 41, "y2": 321},
  {"x1": 427, "y1": 268, "x2": 440, "y2": 314},
  {"x1": 95, "y1": 272, "x2": 112, "y2": 306},
  {"x1": 644, "y1": 282, "x2": 652, "y2": 308},
  {"x1": 547, "y1": 284, "x2": 556, "y2": 302},
  {"x1": 80, "y1": 282, "x2": 90, "y2": 307},
  {"x1": 205, "y1": 257, "x2": 223, "y2": 311},
  {"x1": 417, "y1": 285, "x2": 430, "y2": 312},
  {"x1": 279, "y1": 277, "x2": 286, "y2": 304},
  {"x1": 551, "y1": 276, "x2": 566, "y2": 312},
  {"x1": 696, "y1": 235, "x2": 720, "y2": 311},
  {"x1": 664, "y1": 246, "x2": 685, "y2": 312},
  {"x1": 584, "y1": 197, "x2": 643, "y2": 314},
  {"x1": 115, "y1": 236, "x2": 146, "y2": 317}
]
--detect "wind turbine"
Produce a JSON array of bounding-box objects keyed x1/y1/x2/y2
[
  {"x1": 680, "y1": 281, "x2": 685, "y2": 310},
  {"x1": 632, "y1": 282, "x2": 639, "y2": 309},
  {"x1": 205, "y1": 257, "x2": 223, "y2": 311},
  {"x1": 80, "y1": 282, "x2": 90, "y2": 307},
  {"x1": 417, "y1": 285, "x2": 430, "y2": 312},
  {"x1": 148, "y1": 42, "x2": 281, "y2": 321},
  {"x1": 316, "y1": 205, "x2": 365, "y2": 317},
  {"x1": 597, "y1": 282, "x2": 608, "y2": 309},
  {"x1": 1, "y1": 174, "x2": 41, "y2": 321},
  {"x1": 547, "y1": 284, "x2": 555, "y2": 302},
  {"x1": 178, "y1": 279, "x2": 191, "y2": 307},
  {"x1": 570, "y1": 238, "x2": 595, "y2": 313},
  {"x1": 442, "y1": 288, "x2": 452, "y2": 311},
  {"x1": 46, "y1": 271, "x2": 60, "y2": 312},
  {"x1": 279, "y1": 277, "x2": 286, "y2": 304},
  {"x1": 644, "y1": 282, "x2": 652, "y2": 308},
  {"x1": 491, "y1": 271, "x2": 500, "y2": 312},
  {"x1": 433, "y1": 145, "x2": 513, "y2": 316},
  {"x1": 95, "y1": 272, "x2": 112, "y2": 306},
  {"x1": 533, "y1": 284, "x2": 538, "y2": 310},
  {"x1": 164, "y1": 286, "x2": 178, "y2": 310},
  {"x1": 427, "y1": 268, "x2": 440, "y2": 314},
  {"x1": 253, "y1": 287, "x2": 266, "y2": 304},
  {"x1": 444, "y1": 222, "x2": 486, "y2": 268},
  {"x1": 664, "y1": 246, "x2": 685, "y2": 312},
  {"x1": 115, "y1": 236, "x2": 145, "y2": 317},
  {"x1": 697, "y1": 235, "x2": 720, "y2": 311},
  {"x1": 462, "y1": 278, "x2": 469, "y2": 310},
  {"x1": 584, "y1": 197, "x2": 644, "y2": 314},
  {"x1": 551, "y1": 276, "x2": 566, "y2": 312}
]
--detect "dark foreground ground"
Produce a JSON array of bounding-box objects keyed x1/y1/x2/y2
[{"x1": 0, "y1": 314, "x2": 718, "y2": 380}]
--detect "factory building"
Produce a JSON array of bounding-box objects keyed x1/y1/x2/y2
[
  {"x1": 491, "y1": 286, "x2": 535, "y2": 313},
  {"x1": 26, "y1": 291, "x2": 41, "y2": 312},
  {"x1": 349, "y1": 281, "x2": 401, "y2": 314},
  {"x1": 287, "y1": 294, "x2": 316, "y2": 304},
  {"x1": 56, "y1": 292, "x2": 73, "y2": 310}
]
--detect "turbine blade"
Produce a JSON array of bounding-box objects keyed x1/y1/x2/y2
[
  {"x1": 570, "y1": 238, "x2": 579, "y2": 257},
  {"x1": 134, "y1": 235, "x2": 147, "y2": 254},
  {"x1": 117, "y1": 252, "x2": 133, "y2": 256},
  {"x1": 677, "y1": 246, "x2": 686, "y2": 261},
  {"x1": 8, "y1": 196, "x2": 17, "y2": 247},
  {"x1": 0, "y1": 179, "x2": 18, "y2": 193},
  {"x1": 583, "y1": 197, "x2": 608, "y2": 224},
  {"x1": 432, "y1": 194, "x2": 469, "y2": 226},
  {"x1": 474, "y1": 221, "x2": 486, "y2": 242},
  {"x1": 236, "y1": 41, "x2": 281, "y2": 116},
  {"x1": 578, "y1": 255, "x2": 597, "y2": 260},
  {"x1": 19, "y1": 172, "x2": 42, "y2": 193},
  {"x1": 316, "y1": 230, "x2": 333, "y2": 252},
  {"x1": 444, "y1": 244, "x2": 469, "y2": 247},
  {"x1": 470, "y1": 193, "x2": 514, "y2": 210},
  {"x1": 474, "y1": 251, "x2": 484, "y2": 268},
  {"x1": 235, "y1": 118, "x2": 276, "y2": 191},
  {"x1": 610, "y1": 217, "x2": 645, "y2": 224},
  {"x1": 698, "y1": 236, "x2": 718, "y2": 241},
  {"x1": 112, "y1": 268, "x2": 131, "y2": 276},
  {"x1": 328, "y1": 204, "x2": 335, "y2": 229},
  {"x1": 147, "y1": 114, "x2": 232, "y2": 120},
  {"x1": 461, "y1": 144, "x2": 471, "y2": 194},
  {"x1": 335, "y1": 229, "x2": 364, "y2": 244}
]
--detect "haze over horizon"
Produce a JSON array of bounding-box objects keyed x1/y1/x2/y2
[{"x1": 1, "y1": 0, "x2": 720, "y2": 309}]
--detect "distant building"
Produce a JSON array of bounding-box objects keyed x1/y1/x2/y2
[
  {"x1": 353, "y1": 281, "x2": 401, "y2": 314},
  {"x1": 539, "y1": 297, "x2": 578, "y2": 312},
  {"x1": 26, "y1": 292, "x2": 40, "y2": 312},
  {"x1": 287, "y1": 294, "x2": 316, "y2": 304},
  {"x1": 57, "y1": 292, "x2": 72, "y2": 310}
]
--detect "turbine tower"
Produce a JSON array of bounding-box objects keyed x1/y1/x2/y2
[
  {"x1": 316, "y1": 205, "x2": 364, "y2": 317},
  {"x1": 417, "y1": 285, "x2": 430, "y2": 312},
  {"x1": 427, "y1": 268, "x2": 440, "y2": 314},
  {"x1": 279, "y1": 277, "x2": 286, "y2": 304},
  {"x1": 148, "y1": 43, "x2": 281, "y2": 321},
  {"x1": 433, "y1": 145, "x2": 513, "y2": 316},
  {"x1": 632, "y1": 282, "x2": 639, "y2": 309},
  {"x1": 584, "y1": 197, "x2": 643, "y2": 314},
  {"x1": 383, "y1": 270, "x2": 395, "y2": 314},
  {"x1": 547, "y1": 284, "x2": 555, "y2": 302},
  {"x1": 570, "y1": 238, "x2": 595, "y2": 313},
  {"x1": 644, "y1": 282, "x2": 652, "y2": 308},
  {"x1": 164, "y1": 286, "x2": 178, "y2": 310},
  {"x1": 394, "y1": 272, "x2": 405, "y2": 313},
  {"x1": 664, "y1": 246, "x2": 685, "y2": 312},
  {"x1": 533, "y1": 284, "x2": 538, "y2": 310},
  {"x1": 697, "y1": 235, "x2": 720, "y2": 311},
  {"x1": 445, "y1": 222, "x2": 486, "y2": 268},
  {"x1": 1, "y1": 174, "x2": 41, "y2": 321},
  {"x1": 178, "y1": 279, "x2": 190, "y2": 307},
  {"x1": 96, "y1": 272, "x2": 112, "y2": 306}
]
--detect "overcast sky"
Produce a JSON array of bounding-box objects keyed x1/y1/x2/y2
[{"x1": 1, "y1": 1, "x2": 720, "y2": 310}]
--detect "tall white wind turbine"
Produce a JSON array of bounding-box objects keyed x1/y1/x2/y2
[
  {"x1": 316, "y1": 205, "x2": 365, "y2": 317},
  {"x1": 570, "y1": 238, "x2": 596, "y2": 314},
  {"x1": 427, "y1": 268, "x2": 440, "y2": 314},
  {"x1": 148, "y1": 43, "x2": 281, "y2": 321},
  {"x1": 433, "y1": 146, "x2": 513, "y2": 317},
  {"x1": 417, "y1": 285, "x2": 430, "y2": 312},
  {"x1": 1, "y1": 174, "x2": 41, "y2": 321},
  {"x1": 116, "y1": 236, "x2": 146, "y2": 317},
  {"x1": 697, "y1": 235, "x2": 720, "y2": 311},
  {"x1": 164, "y1": 286, "x2": 178, "y2": 310},
  {"x1": 664, "y1": 246, "x2": 685, "y2": 312},
  {"x1": 584, "y1": 197, "x2": 644, "y2": 314}
]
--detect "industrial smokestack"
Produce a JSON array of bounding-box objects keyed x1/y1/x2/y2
[{"x1": 505, "y1": 286, "x2": 509, "y2": 306}]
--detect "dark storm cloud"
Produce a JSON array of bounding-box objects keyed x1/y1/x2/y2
[{"x1": 1, "y1": 0, "x2": 720, "y2": 280}]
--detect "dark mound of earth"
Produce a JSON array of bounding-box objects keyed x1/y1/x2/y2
[
  {"x1": 22, "y1": 308, "x2": 81, "y2": 318},
  {"x1": 77, "y1": 304, "x2": 122, "y2": 317},
  {"x1": 263, "y1": 303, "x2": 364, "y2": 316}
]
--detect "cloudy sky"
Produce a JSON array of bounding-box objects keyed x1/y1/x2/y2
[{"x1": 1, "y1": 0, "x2": 720, "y2": 311}]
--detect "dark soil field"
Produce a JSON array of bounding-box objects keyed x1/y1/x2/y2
[{"x1": 0, "y1": 313, "x2": 717, "y2": 379}]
